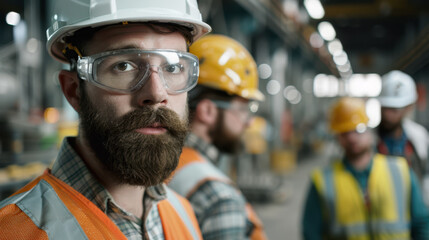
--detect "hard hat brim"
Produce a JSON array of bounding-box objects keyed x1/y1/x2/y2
[
  {"x1": 47, "y1": 9, "x2": 211, "y2": 63},
  {"x1": 242, "y1": 89, "x2": 265, "y2": 102},
  {"x1": 378, "y1": 96, "x2": 416, "y2": 108}
]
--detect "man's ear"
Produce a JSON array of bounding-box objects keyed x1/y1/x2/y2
[
  {"x1": 58, "y1": 70, "x2": 81, "y2": 113},
  {"x1": 195, "y1": 99, "x2": 218, "y2": 126}
]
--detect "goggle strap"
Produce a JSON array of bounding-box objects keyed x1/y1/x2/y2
[{"x1": 62, "y1": 43, "x2": 83, "y2": 59}]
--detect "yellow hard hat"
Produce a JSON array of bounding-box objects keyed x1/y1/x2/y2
[
  {"x1": 329, "y1": 97, "x2": 369, "y2": 134},
  {"x1": 189, "y1": 34, "x2": 265, "y2": 101}
]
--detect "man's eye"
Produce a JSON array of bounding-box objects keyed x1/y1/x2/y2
[
  {"x1": 164, "y1": 64, "x2": 184, "y2": 74},
  {"x1": 113, "y1": 62, "x2": 136, "y2": 72}
]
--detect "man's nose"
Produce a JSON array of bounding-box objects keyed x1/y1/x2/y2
[{"x1": 135, "y1": 69, "x2": 168, "y2": 107}]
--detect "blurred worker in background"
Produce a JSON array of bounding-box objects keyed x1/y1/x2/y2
[
  {"x1": 376, "y1": 70, "x2": 429, "y2": 182},
  {"x1": 302, "y1": 97, "x2": 429, "y2": 240},
  {"x1": 0, "y1": 0, "x2": 210, "y2": 239},
  {"x1": 168, "y1": 34, "x2": 267, "y2": 240}
]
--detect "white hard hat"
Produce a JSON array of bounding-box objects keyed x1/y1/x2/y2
[
  {"x1": 46, "y1": 0, "x2": 211, "y2": 63},
  {"x1": 378, "y1": 70, "x2": 418, "y2": 108}
]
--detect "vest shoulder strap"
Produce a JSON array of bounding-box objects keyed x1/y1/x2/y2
[
  {"x1": 169, "y1": 147, "x2": 231, "y2": 197},
  {"x1": 245, "y1": 203, "x2": 268, "y2": 240},
  {"x1": 158, "y1": 187, "x2": 202, "y2": 240},
  {"x1": 0, "y1": 172, "x2": 126, "y2": 240}
]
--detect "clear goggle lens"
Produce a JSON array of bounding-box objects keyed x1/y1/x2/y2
[
  {"x1": 76, "y1": 49, "x2": 199, "y2": 94},
  {"x1": 210, "y1": 99, "x2": 259, "y2": 121}
]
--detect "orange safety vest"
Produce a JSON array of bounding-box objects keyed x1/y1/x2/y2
[
  {"x1": 169, "y1": 147, "x2": 267, "y2": 240},
  {"x1": 0, "y1": 170, "x2": 202, "y2": 240}
]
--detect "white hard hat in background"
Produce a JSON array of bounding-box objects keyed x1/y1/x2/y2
[
  {"x1": 378, "y1": 70, "x2": 418, "y2": 108},
  {"x1": 46, "y1": 0, "x2": 211, "y2": 63}
]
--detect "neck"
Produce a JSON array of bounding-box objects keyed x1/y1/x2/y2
[
  {"x1": 345, "y1": 150, "x2": 373, "y2": 171},
  {"x1": 391, "y1": 125, "x2": 403, "y2": 138},
  {"x1": 74, "y1": 135, "x2": 145, "y2": 217}
]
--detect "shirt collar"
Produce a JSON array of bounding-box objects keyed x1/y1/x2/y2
[
  {"x1": 51, "y1": 137, "x2": 166, "y2": 215},
  {"x1": 342, "y1": 155, "x2": 373, "y2": 177},
  {"x1": 185, "y1": 133, "x2": 220, "y2": 164}
]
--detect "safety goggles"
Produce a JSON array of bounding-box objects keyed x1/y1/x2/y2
[
  {"x1": 210, "y1": 99, "x2": 259, "y2": 121},
  {"x1": 76, "y1": 49, "x2": 199, "y2": 94}
]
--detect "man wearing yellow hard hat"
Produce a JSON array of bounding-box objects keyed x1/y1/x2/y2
[
  {"x1": 302, "y1": 97, "x2": 429, "y2": 239},
  {"x1": 168, "y1": 34, "x2": 267, "y2": 239}
]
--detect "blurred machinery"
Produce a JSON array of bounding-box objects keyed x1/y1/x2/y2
[
  {"x1": 0, "y1": 67, "x2": 58, "y2": 199},
  {"x1": 0, "y1": 71, "x2": 57, "y2": 199},
  {"x1": 243, "y1": 116, "x2": 269, "y2": 156},
  {"x1": 238, "y1": 116, "x2": 288, "y2": 203},
  {"x1": 0, "y1": 1, "x2": 60, "y2": 200}
]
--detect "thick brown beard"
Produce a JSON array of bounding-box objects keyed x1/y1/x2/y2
[
  {"x1": 379, "y1": 119, "x2": 402, "y2": 134},
  {"x1": 210, "y1": 110, "x2": 243, "y2": 154},
  {"x1": 79, "y1": 87, "x2": 188, "y2": 186}
]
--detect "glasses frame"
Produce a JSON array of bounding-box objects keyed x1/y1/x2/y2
[{"x1": 210, "y1": 99, "x2": 259, "y2": 121}]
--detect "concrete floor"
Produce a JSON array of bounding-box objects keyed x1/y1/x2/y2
[{"x1": 251, "y1": 144, "x2": 335, "y2": 240}]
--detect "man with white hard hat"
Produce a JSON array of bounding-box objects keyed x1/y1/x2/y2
[
  {"x1": 0, "y1": 0, "x2": 210, "y2": 239},
  {"x1": 377, "y1": 70, "x2": 429, "y2": 180},
  {"x1": 377, "y1": 70, "x2": 429, "y2": 207}
]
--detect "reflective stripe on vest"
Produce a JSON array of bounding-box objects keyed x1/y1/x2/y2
[
  {"x1": 0, "y1": 179, "x2": 89, "y2": 239},
  {"x1": 169, "y1": 160, "x2": 230, "y2": 197},
  {"x1": 312, "y1": 154, "x2": 411, "y2": 239},
  {"x1": 0, "y1": 172, "x2": 201, "y2": 240},
  {"x1": 164, "y1": 188, "x2": 201, "y2": 240}
]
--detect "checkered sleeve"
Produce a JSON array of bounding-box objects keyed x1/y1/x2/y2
[{"x1": 189, "y1": 180, "x2": 249, "y2": 240}]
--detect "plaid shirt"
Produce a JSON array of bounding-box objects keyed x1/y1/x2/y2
[
  {"x1": 51, "y1": 137, "x2": 166, "y2": 240},
  {"x1": 184, "y1": 133, "x2": 250, "y2": 240}
]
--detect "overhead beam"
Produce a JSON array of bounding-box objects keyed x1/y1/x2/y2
[
  {"x1": 233, "y1": 0, "x2": 339, "y2": 75},
  {"x1": 322, "y1": 0, "x2": 427, "y2": 19},
  {"x1": 393, "y1": 25, "x2": 429, "y2": 74}
]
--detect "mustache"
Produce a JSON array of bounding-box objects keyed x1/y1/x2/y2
[{"x1": 109, "y1": 107, "x2": 188, "y2": 135}]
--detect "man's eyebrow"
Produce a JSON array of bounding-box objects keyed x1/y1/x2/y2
[{"x1": 103, "y1": 44, "x2": 144, "y2": 52}]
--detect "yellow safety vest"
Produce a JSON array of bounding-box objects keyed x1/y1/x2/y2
[{"x1": 312, "y1": 154, "x2": 411, "y2": 240}]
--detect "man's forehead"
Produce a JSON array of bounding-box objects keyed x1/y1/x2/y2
[
  {"x1": 231, "y1": 96, "x2": 250, "y2": 104},
  {"x1": 85, "y1": 24, "x2": 187, "y2": 53},
  {"x1": 95, "y1": 23, "x2": 155, "y2": 35}
]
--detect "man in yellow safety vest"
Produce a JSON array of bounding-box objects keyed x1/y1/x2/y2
[{"x1": 302, "y1": 97, "x2": 429, "y2": 239}]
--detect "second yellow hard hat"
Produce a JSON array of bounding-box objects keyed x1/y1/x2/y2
[
  {"x1": 329, "y1": 97, "x2": 369, "y2": 134},
  {"x1": 190, "y1": 34, "x2": 265, "y2": 101}
]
